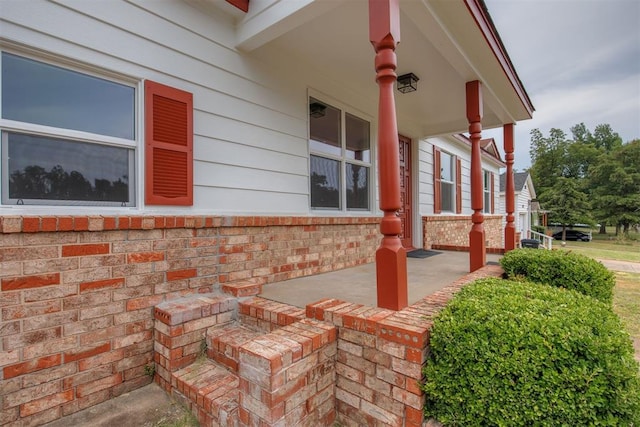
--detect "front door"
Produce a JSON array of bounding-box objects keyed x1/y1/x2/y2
[{"x1": 398, "y1": 135, "x2": 413, "y2": 248}]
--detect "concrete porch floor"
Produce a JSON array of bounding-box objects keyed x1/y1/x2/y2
[{"x1": 259, "y1": 250, "x2": 502, "y2": 308}]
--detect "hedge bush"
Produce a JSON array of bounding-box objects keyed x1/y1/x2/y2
[
  {"x1": 422, "y1": 279, "x2": 640, "y2": 426},
  {"x1": 500, "y1": 248, "x2": 615, "y2": 304}
]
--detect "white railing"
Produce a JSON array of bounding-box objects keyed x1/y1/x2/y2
[{"x1": 529, "y1": 230, "x2": 553, "y2": 250}]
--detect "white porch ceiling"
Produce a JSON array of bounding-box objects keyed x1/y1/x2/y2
[{"x1": 206, "y1": 0, "x2": 534, "y2": 139}]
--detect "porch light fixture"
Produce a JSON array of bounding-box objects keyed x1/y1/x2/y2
[
  {"x1": 309, "y1": 102, "x2": 327, "y2": 118},
  {"x1": 397, "y1": 73, "x2": 419, "y2": 93}
]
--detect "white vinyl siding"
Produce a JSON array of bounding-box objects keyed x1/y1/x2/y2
[
  {"x1": 419, "y1": 137, "x2": 470, "y2": 216},
  {"x1": 1, "y1": 0, "x2": 380, "y2": 215}
]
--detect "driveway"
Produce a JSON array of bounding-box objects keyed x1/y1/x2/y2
[{"x1": 598, "y1": 258, "x2": 640, "y2": 273}]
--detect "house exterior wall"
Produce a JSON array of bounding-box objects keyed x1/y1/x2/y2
[
  {"x1": 418, "y1": 137, "x2": 503, "y2": 250},
  {"x1": 0, "y1": 0, "x2": 382, "y2": 217},
  {"x1": 0, "y1": 215, "x2": 378, "y2": 425},
  {"x1": 499, "y1": 180, "x2": 533, "y2": 241},
  {"x1": 418, "y1": 137, "x2": 471, "y2": 217},
  {"x1": 422, "y1": 215, "x2": 503, "y2": 253},
  {"x1": 1, "y1": 2, "x2": 512, "y2": 424}
]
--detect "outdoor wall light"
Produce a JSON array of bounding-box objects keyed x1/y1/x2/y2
[
  {"x1": 309, "y1": 102, "x2": 327, "y2": 118},
  {"x1": 397, "y1": 73, "x2": 419, "y2": 93}
]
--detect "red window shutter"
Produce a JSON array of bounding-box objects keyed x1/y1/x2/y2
[
  {"x1": 456, "y1": 157, "x2": 462, "y2": 214},
  {"x1": 145, "y1": 80, "x2": 193, "y2": 206},
  {"x1": 490, "y1": 172, "x2": 495, "y2": 214},
  {"x1": 433, "y1": 146, "x2": 441, "y2": 214}
]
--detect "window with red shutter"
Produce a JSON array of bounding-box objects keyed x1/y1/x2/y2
[{"x1": 144, "y1": 80, "x2": 193, "y2": 206}]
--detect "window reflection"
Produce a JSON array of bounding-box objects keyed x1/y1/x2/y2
[
  {"x1": 346, "y1": 113, "x2": 370, "y2": 162},
  {"x1": 6, "y1": 133, "x2": 132, "y2": 203},
  {"x1": 309, "y1": 97, "x2": 341, "y2": 157},
  {"x1": 310, "y1": 155, "x2": 340, "y2": 209},
  {"x1": 1, "y1": 52, "x2": 135, "y2": 140},
  {"x1": 346, "y1": 163, "x2": 369, "y2": 210}
]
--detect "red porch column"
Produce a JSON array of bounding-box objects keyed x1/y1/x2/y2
[
  {"x1": 369, "y1": 0, "x2": 407, "y2": 311},
  {"x1": 466, "y1": 80, "x2": 486, "y2": 272},
  {"x1": 503, "y1": 123, "x2": 516, "y2": 251}
]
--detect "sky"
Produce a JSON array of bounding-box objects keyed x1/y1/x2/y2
[{"x1": 481, "y1": 0, "x2": 640, "y2": 171}]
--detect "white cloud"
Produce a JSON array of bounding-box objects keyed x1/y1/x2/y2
[{"x1": 483, "y1": 0, "x2": 640, "y2": 170}]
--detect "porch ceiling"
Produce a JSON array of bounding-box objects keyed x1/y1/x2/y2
[{"x1": 231, "y1": 0, "x2": 534, "y2": 139}]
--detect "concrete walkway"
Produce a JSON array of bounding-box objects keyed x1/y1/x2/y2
[
  {"x1": 259, "y1": 250, "x2": 502, "y2": 308},
  {"x1": 598, "y1": 258, "x2": 640, "y2": 273}
]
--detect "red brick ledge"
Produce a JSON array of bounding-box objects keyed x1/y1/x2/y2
[
  {"x1": 422, "y1": 214, "x2": 503, "y2": 222},
  {"x1": 0, "y1": 215, "x2": 381, "y2": 234},
  {"x1": 432, "y1": 244, "x2": 505, "y2": 254}
]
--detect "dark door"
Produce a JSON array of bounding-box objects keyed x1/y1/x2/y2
[{"x1": 398, "y1": 135, "x2": 413, "y2": 248}]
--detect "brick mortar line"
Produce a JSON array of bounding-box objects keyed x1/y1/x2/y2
[{"x1": 0, "y1": 215, "x2": 382, "y2": 234}]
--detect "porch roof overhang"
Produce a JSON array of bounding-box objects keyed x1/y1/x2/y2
[{"x1": 220, "y1": 0, "x2": 534, "y2": 139}]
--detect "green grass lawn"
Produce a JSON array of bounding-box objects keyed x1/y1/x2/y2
[
  {"x1": 552, "y1": 229, "x2": 640, "y2": 262},
  {"x1": 613, "y1": 272, "x2": 640, "y2": 339}
]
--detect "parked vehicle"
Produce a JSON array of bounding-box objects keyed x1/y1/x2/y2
[{"x1": 552, "y1": 230, "x2": 592, "y2": 241}]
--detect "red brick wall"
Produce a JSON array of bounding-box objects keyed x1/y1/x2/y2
[
  {"x1": 0, "y1": 215, "x2": 379, "y2": 426},
  {"x1": 422, "y1": 215, "x2": 503, "y2": 253},
  {"x1": 306, "y1": 264, "x2": 504, "y2": 427}
]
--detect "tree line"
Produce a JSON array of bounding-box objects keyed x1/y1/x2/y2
[{"x1": 528, "y1": 123, "x2": 640, "y2": 237}]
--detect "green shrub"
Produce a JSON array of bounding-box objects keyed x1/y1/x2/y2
[
  {"x1": 500, "y1": 248, "x2": 615, "y2": 304},
  {"x1": 422, "y1": 279, "x2": 640, "y2": 426}
]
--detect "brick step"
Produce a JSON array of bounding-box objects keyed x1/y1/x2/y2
[
  {"x1": 171, "y1": 358, "x2": 240, "y2": 427},
  {"x1": 238, "y1": 297, "x2": 306, "y2": 332},
  {"x1": 206, "y1": 323, "x2": 262, "y2": 372},
  {"x1": 221, "y1": 280, "x2": 262, "y2": 297}
]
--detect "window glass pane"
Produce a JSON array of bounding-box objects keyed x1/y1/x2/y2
[
  {"x1": 309, "y1": 97, "x2": 341, "y2": 157},
  {"x1": 441, "y1": 182, "x2": 454, "y2": 212},
  {"x1": 440, "y1": 151, "x2": 453, "y2": 181},
  {"x1": 310, "y1": 155, "x2": 340, "y2": 209},
  {"x1": 1, "y1": 53, "x2": 135, "y2": 140},
  {"x1": 346, "y1": 163, "x2": 369, "y2": 210},
  {"x1": 483, "y1": 172, "x2": 491, "y2": 212},
  {"x1": 5, "y1": 132, "x2": 132, "y2": 203},
  {"x1": 345, "y1": 113, "x2": 370, "y2": 162}
]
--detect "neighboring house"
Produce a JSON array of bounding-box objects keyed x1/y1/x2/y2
[
  {"x1": 499, "y1": 171, "x2": 539, "y2": 241},
  {"x1": 0, "y1": 1, "x2": 533, "y2": 425}
]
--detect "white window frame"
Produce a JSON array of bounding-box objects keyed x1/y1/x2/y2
[
  {"x1": 0, "y1": 46, "x2": 140, "y2": 209},
  {"x1": 440, "y1": 150, "x2": 455, "y2": 213},
  {"x1": 483, "y1": 169, "x2": 491, "y2": 214},
  {"x1": 308, "y1": 93, "x2": 374, "y2": 213}
]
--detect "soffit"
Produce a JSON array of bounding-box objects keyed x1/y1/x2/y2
[{"x1": 215, "y1": 0, "x2": 534, "y2": 139}]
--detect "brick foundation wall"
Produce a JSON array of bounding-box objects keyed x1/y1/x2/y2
[
  {"x1": 307, "y1": 264, "x2": 504, "y2": 427},
  {"x1": 0, "y1": 215, "x2": 378, "y2": 426},
  {"x1": 153, "y1": 266, "x2": 504, "y2": 427},
  {"x1": 423, "y1": 215, "x2": 504, "y2": 253}
]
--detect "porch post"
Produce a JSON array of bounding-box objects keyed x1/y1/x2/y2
[
  {"x1": 466, "y1": 80, "x2": 486, "y2": 272},
  {"x1": 504, "y1": 123, "x2": 516, "y2": 251},
  {"x1": 369, "y1": 0, "x2": 408, "y2": 311}
]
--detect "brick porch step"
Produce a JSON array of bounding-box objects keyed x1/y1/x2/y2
[
  {"x1": 172, "y1": 359, "x2": 239, "y2": 427},
  {"x1": 207, "y1": 323, "x2": 261, "y2": 372},
  {"x1": 221, "y1": 280, "x2": 262, "y2": 297}
]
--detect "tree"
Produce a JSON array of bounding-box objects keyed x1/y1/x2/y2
[
  {"x1": 590, "y1": 140, "x2": 640, "y2": 237},
  {"x1": 528, "y1": 123, "x2": 634, "y2": 236},
  {"x1": 544, "y1": 177, "x2": 591, "y2": 240}
]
